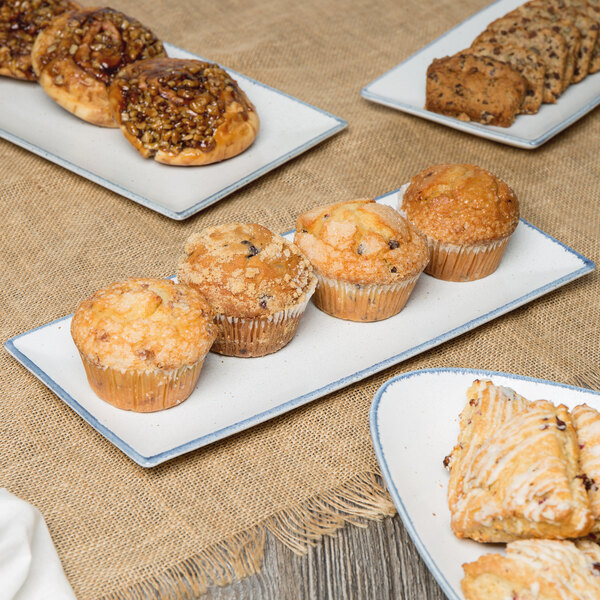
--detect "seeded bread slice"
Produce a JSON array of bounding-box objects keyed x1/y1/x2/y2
[
  {"x1": 486, "y1": 15, "x2": 579, "y2": 87},
  {"x1": 586, "y1": 0, "x2": 600, "y2": 70},
  {"x1": 529, "y1": 0, "x2": 600, "y2": 74},
  {"x1": 471, "y1": 43, "x2": 545, "y2": 113},
  {"x1": 511, "y1": 2, "x2": 597, "y2": 82},
  {"x1": 425, "y1": 52, "x2": 528, "y2": 127},
  {"x1": 472, "y1": 26, "x2": 568, "y2": 103}
]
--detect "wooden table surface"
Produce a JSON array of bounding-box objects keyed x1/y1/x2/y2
[{"x1": 203, "y1": 517, "x2": 444, "y2": 599}]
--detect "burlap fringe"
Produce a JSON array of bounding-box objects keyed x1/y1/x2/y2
[{"x1": 103, "y1": 470, "x2": 396, "y2": 600}]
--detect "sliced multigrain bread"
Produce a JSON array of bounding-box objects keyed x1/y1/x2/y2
[
  {"x1": 587, "y1": 0, "x2": 600, "y2": 70},
  {"x1": 471, "y1": 43, "x2": 545, "y2": 113},
  {"x1": 530, "y1": 0, "x2": 600, "y2": 74},
  {"x1": 472, "y1": 25, "x2": 568, "y2": 102},
  {"x1": 425, "y1": 52, "x2": 528, "y2": 127},
  {"x1": 486, "y1": 15, "x2": 579, "y2": 88},
  {"x1": 510, "y1": 2, "x2": 598, "y2": 82}
]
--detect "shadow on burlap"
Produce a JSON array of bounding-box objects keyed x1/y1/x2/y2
[{"x1": 1, "y1": 0, "x2": 599, "y2": 597}]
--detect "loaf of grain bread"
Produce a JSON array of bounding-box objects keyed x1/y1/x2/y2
[{"x1": 425, "y1": 52, "x2": 528, "y2": 127}]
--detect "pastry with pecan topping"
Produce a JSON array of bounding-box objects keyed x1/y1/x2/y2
[
  {"x1": 71, "y1": 278, "x2": 216, "y2": 412},
  {"x1": 108, "y1": 58, "x2": 260, "y2": 165},
  {"x1": 294, "y1": 199, "x2": 428, "y2": 322},
  {"x1": 31, "y1": 7, "x2": 166, "y2": 126},
  {"x1": 178, "y1": 224, "x2": 316, "y2": 357},
  {"x1": 0, "y1": 0, "x2": 79, "y2": 81}
]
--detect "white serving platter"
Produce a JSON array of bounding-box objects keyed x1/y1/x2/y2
[
  {"x1": 5, "y1": 188, "x2": 594, "y2": 467},
  {"x1": 0, "y1": 43, "x2": 346, "y2": 220},
  {"x1": 370, "y1": 368, "x2": 600, "y2": 600},
  {"x1": 361, "y1": 0, "x2": 600, "y2": 149}
]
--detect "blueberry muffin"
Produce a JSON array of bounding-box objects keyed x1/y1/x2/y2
[
  {"x1": 294, "y1": 199, "x2": 428, "y2": 322},
  {"x1": 177, "y1": 223, "x2": 317, "y2": 357}
]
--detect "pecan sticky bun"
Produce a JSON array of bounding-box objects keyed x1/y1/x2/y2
[
  {"x1": 0, "y1": 0, "x2": 80, "y2": 81},
  {"x1": 31, "y1": 7, "x2": 166, "y2": 126},
  {"x1": 108, "y1": 58, "x2": 260, "y2": 165}
]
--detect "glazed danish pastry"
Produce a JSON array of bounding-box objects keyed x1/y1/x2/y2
[
  {"x1": 461, "y1": 539, "x2": 600, "y2": 600},
  {"x1": 108, "y1": 58, "x2": 260, "y2": 165},
  {"x1": 31, "y1": 7, "x2": 166, "y2": 126},
  {"x1": 445, "y1": 380, "x2": 593, "y2": 543},
  {"x1": 0, "y1": 0, "x2": 79, "y2": 81}
]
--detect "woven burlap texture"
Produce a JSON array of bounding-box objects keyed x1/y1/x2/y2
[{"x1": 1, "y1": 0, "x2": 599, "y2": 597}]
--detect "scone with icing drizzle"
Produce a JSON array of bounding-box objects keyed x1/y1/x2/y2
[
  {"x1": 445, "y1": 379, "x2": 594, "y2": 542},
  {"x1": 461, "y1": 538, "x2": 600, "y2": 599},
  {"x1": 31, "y1": 7, "x2": 166, "y2": 126},
  {"x1": 572, "y1": 404, "x2": 600, "y2": 532},
  {"x1": 293, "y1": 199, "x2": 428, "y2": 322},
  {"x1": 177, "y1": 223, "x2": 316, "y2": 357},
  {"x1": 71, "y1": 278, "x2": 216, "y2": 412}
]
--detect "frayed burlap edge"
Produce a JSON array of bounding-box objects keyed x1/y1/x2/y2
[{"x1": 102, "y1": 470, "x2": 396, "y2": 600}]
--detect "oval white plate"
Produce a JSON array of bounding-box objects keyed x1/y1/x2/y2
[{"x1": 370, "y1": 368, "x2": 600, "y2": 599}]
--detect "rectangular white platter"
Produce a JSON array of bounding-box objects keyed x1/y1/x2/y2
[
  {"x1": 0, "y1": 43, "x2": 346, "y2": 220},
  {"x1": 370, "y1": 368, "x2": 600, "y2": 600},
  {"x1": 361, "y1": 0, "x2": 600, "y2": 149},
  {"x1": 5, "y1": 188, "x2": 594, "y2": 467}
]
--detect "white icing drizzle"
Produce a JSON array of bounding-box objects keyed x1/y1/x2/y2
[
  {"x1": 449, "y1": 380, "x2": 592, "y2": 538},
  {"x1": 507, "y1": 539, "x2": 600, "y2": 599},
  {"x1": 573, "y1": 404, "x2": 600, "y2": 521}
]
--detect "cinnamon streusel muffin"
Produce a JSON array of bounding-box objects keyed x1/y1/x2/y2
[
  {"x1": 31, "y1": 7, "x2": 166, "y2": 126},
  {"x1": 177, "y1": 223, "x2": 317, "y2": 357},
  {"x1": 294, "y1": 199, "x2": 428, "y2": 322},
  {"x1": 71, "y1": 278, "x2": 216, "y2": 412},
  {"x1": 401, "y1": 164, "x2": 519, "y2": 282}
]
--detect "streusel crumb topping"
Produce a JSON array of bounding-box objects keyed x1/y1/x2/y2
[
  {"x1": 177, "y1": 223, "x2": 316, "y2": 318},
  {"x1": 71, "y1": 278, "x2": 215, "y2": 371},
  {"x1": 402, "y1": 164, "x2": 519, "y2": 245}
]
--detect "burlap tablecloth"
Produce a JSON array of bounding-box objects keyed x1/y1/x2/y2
[{"x1": 1, "y1": 0, "x2": 599, "y2": 597}]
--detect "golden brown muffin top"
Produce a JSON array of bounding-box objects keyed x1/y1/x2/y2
[
  {"x1": 401, "y1": 164, "x2": 519, "y2": 245},
  {"x1": 71, "y1": 278, "x2": 216, "y2": 371},
  {"x1": 177, "y1": 223, "x2": 316, "y2": 318},
  {"x1": 293, "y1": 199, "x2": 428, "y2": 285}
]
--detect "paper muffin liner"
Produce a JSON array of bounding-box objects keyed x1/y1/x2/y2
[
  {"x1": 78, "y1": 352, "x2": 208, "y2": 412},
  {"x1": 211, "y1": 278, "x2": 317, "y2": 357},
  {"x1": 312, "y1": 271, "x2": 422, "y2": 322},
  {"x1": 425, "y1": 235, "x2": 511, "y2": 282}
]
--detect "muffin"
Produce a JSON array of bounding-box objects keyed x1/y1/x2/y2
[
  {"x1": 177, "y1": 223, "x2": 317, "y2": 357},
  {"x1": 293, "y1": 199, "x2": 429, "y2": 322},
  {"x1": 400, "y1": 164, "x2": 519, "y2": 282},
  {"x1": 71, "y1": 278, "x2": 216, "y2": 412}
]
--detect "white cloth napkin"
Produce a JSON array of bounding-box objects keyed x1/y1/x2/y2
[{"x1": 0, "y1": 489, "x2": 76, "y2": 600}]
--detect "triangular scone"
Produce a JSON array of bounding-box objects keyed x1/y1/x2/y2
[
  {"x1": 446, "y1": 380, "x2": 593, "y2": 542},
  {"x1": 461, "y1": 539, "x2": 600, "y2": 600},
  {"x1": 572, "y1": 403, "x2": 600, "y2": 531}
]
